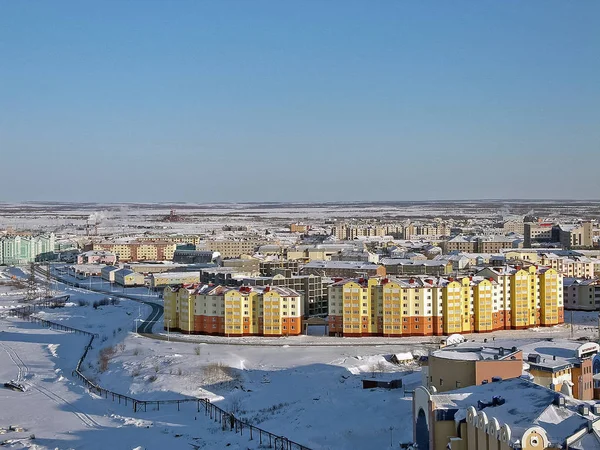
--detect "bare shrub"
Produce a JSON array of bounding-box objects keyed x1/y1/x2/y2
[
  {"x1": 194, "y1": 345, "x2": 202, "y2": 356},
  {"x1": 202, "y1": 362, "x2": 241, "y2": 385},
  {"x1": 98, "y1": 346, "x2": 116, "y2": 372},
  {"x1": 229, "y1": 397, "x2": 243, "y2": 415},
  {"x1": 148, "y1": 374, "x2": 157, "y2": 383},
  {"x1": 133, "y1": 347, "x2": 140, "y2": 356}
]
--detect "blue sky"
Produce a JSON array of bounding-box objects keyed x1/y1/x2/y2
[{"x1": 1, "y1": 1, "x2": 599, "y2": 202}]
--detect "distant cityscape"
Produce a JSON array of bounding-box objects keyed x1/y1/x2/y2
[{"x1": 4, "y1": 201, "x2": 600, "y2": 449}]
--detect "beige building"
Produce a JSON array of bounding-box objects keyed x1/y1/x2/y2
[
  {"x1": 443, "y1": 235, "x2": 522, "y2": 254},
  {"x1": 559, "y1": 222, "x2": 593, "y2": 249},
  {"x1": 563, "y1": 278, "x2": 600, "y2": 310},
  {"x1": 201, "y1": 239, "x2": 269, "y2": 259},
  {"x1": 424, "y1": 345, "x2": 523, "y2": 393},
  {"x1": 413, "y1": 378, "x2": 600, "y2": 450},
  {"x1": 150, "y1": 271, "x2": 201, "y2": 289},
  {"x1": 502, "y1": 220, "x2": 525, "y2": 235}
]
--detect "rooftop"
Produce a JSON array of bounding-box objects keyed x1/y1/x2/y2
[{"x1": 431, "y1": 378, "x2": 595, "y2": 446}]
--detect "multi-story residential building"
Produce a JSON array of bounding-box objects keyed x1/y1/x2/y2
[
  {"x1": 328, "y1": 265, "x2": 563, "y2": 337},
  {"x1": 538, "y1": 254, "x2": 594, "y2": 278},
  {"x1": 563, "y1": 278, "x2": 600, "y2": 310},
  {"x1": 286, "y1": 244, "x2": 362, "y2": 262},
  {"x1": 163, "y1": 284, "x2": 302, "y2": 336},
  {"x1": 200, "y1": 239, "x2": 269, "y2": 259},
  {"x1": 442, "y1": 235, "x2": 522, "y2": 254},
  {"x1": 0, "y1": 233, "x2": 55, "y2": 265},
  {"x1": 503, "y1": 219, "x2": 525, "y2": 234},
  {"x1": 92, "y1": 240, "x2": 177, "y2": 262},
  {"x1": 403, "y1": 222, "x2": 450, "y2": 239},
  {"x1": 558, "y1": 222, "x2": 594, "y2": 249},
  {"x1": 142, "y1": 234, "x2": 201, "y2": 246},
  {"x1": 381, "y1": 259, "x2": 453, "y2": 276},
  {"x1": 290, "y1": 223, "x2": 310, "y2": 233},
  {"x1": 300, "y1": 260, "x2": 386, "y2": 278},
  {"x1": 245, "y1": 274, "x2": 329, "y2": 317},
  {"x1": 413, "y1": 378, "x2": 600, "y2": 450},
  {"x1": 332, "y1": 224, "x2": 402, "y2": 240},
  {"x1": 259, "y1": 260, "x2": 300, "y2": 277}
]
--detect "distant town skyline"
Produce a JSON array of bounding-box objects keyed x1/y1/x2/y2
[{"x1": 1, "y1": 1, "x2": 599, "y2": 202}]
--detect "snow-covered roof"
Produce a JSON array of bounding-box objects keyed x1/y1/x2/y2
[{"x1": 431, "y1": 378, "x2": 594, "y2": 446}]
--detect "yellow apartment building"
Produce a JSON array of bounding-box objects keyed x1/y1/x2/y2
[{"x1": 328, "y1": 265, "x2": 563, "y2": 337}]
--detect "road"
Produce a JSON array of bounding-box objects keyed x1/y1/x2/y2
[
  {"x1": 30, "y1": 264, "x2": 165, "y2": 336},
  {"x1": 137, "y1": 300, "x2": 163, "y2": 334}
]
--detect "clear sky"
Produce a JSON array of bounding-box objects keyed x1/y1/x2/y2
[{"x1": 1, "y1": 1, "x2": 599, "y2": 203}]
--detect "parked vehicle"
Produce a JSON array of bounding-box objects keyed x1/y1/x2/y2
[{"x1": 4, "y1": 380, "x2": 26, "y2": 392}]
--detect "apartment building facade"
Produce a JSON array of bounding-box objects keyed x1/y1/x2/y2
[
  {"x1": 0, "y1": 233, "x2": 56, "y2": 264},
  {"x1": 563, "y1": 278, "x2": 600, "y2": 310},
  {"x1": 301, "y1": 261, "x2": 386, "y2": 278},
  {"x1": 443, "y1": 235, "x2": 522, "y2": 254},
  {"x1": 524, "y1": 222, "x2": 556, "y2": 247},
  {"x1": 328, "y1": 265, "x2": 563, "y2": 337},
  {"x1": 201, "y1": 239, "x2": 269, "y2": 258},
  {"x1": 92, "y1": 240, "x2": 177, "y2": 262},
  {"x1": 558, "y1": 222, "x2": 594, "y2": 249},
  {"x1": 163, "y1": 284, "x2": 302, "y2": 336}
]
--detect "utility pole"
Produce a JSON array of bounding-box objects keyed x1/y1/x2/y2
[
  {"x1": 571, "y1": 310, "x2": 574, "y2": 339},
  {"x1": 44, "y1": 263, "x2": 52, "y2": 299},
  {"x1": 26, "y1": 262, "x2": 37, "y2": 302}
]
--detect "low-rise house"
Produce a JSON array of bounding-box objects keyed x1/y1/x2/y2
[
  {"x1": 76, "y1": 250, "x2": 117, "y2": 265},
  {"x1": 114, "y1": 268, "x2": 145, "y2": 287},
  {"x1": 101, "y1": 265, "x2": 121, "y2": 283},
  {"x1": 150, "y1": 271, "x2": 201, "y2": 289}
]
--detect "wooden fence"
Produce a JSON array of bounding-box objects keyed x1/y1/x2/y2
[{"x1": 7, "y1": 304, "x2": 310, "y2": 450}]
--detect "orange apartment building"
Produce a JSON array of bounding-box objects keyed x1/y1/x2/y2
[
  {"x1": 163, "y1": 284, "x2": 302, "y2": 337},
  {"x1": 328, "y1": 265, "x2": 563, "y2": 337}
]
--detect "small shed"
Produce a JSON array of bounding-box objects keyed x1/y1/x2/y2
[{"x1": 391, "y1": 352, "x2": 414, "y2": 365}]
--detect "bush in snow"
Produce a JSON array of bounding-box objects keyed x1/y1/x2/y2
[
  {"x1": 202, "y1": 362, "x2": 241, "y2": 385},
  {"x1": 99, "y1": 346, "x2": 116, "y2": 372}
]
